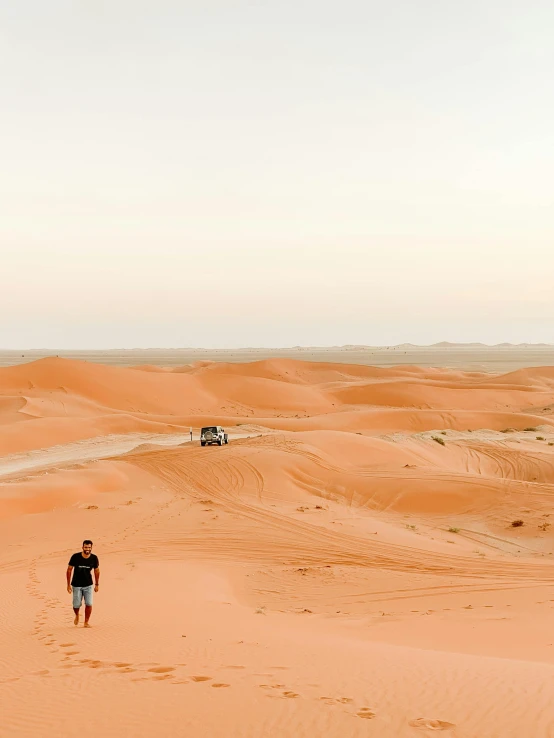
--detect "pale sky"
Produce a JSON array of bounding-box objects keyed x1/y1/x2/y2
[{"x1": 1, "y1": 1, "x2": 553, "y2": 348}]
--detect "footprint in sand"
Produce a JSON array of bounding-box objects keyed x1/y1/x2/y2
[
  {"x1": 148, "y1": 667, "x2": 175, "y2": 674},
  {"x1": 282, "y1": 691, "x2": 300, "y2": 699},
  {"x1": 357, "y1": 707, "x2": 376, "y2": 719},
  {"x1": 259, "y1": 684, "x2": 286, "y2": 690},
  {"x1": 409, "y1": 718, "x2": 456, "y2": 730},
  {"x1": 211, "y1": 683, "x2": 230, "y2": 688},
  {"x1": 191, "y1": 676, "x2": 212, "y2": 682},
  {"x1": 320, "y1": 697, "x2": 354, "y2": 706}
]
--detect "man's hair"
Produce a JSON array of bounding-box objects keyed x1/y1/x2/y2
[{"x1": 83, "y1": 539, "x2": 93, "y2": 546}]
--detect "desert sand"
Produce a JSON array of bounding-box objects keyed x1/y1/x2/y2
[{"x1": 2, "y1": 355, "x2": 554, "y2": 737}]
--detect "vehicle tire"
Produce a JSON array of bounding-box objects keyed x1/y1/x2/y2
[
  {"x1": 218, "y1": 438, "x2": 222, "y2": 446},
  {"x1": 201, "y1": 441, "x2": 206, "y2": 446},
  {"x1": 224, "y1": 436, "x2": 228, "y2": 444}
]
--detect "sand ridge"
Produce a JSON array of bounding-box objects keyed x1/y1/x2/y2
[
  {"x1": 1, "y1": 356, "x2": 553, "y2": 456},
  {"x1": 2, "y1": 357, "x2": 554, "y2": 737}
]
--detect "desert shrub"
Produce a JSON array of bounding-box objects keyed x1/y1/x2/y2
[
  {"x1": 441, "y1": 431, "x2": 447, "y2": 435},
  {"x1": 536, "y1": 436, "x2": 545, "y2": 441},
  {"x1": 549, "y1": 442, "x2": 554, "y2": 446},
  {"x1": 500, "y1": 428, "x2": 515, "y2": 433},
  {"x1": 524, "y1": 427, "x2": 538, "y2": 432},
  {"x1": 511, "y1": 519, "x2": 524, "y2": 528},
  {"x1": 432, "y1": 436, "x2": 445, "y2": 446},
  {"x1": 448, "y1": 526, "x2": 460, "y2": 533}
]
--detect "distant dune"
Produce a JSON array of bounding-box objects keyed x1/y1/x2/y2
[{"x1": 1, "y1": 356, "x2": 554, "y2": 456}]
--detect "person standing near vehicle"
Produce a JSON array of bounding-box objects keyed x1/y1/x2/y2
[{"x1": 66, "y1": 540, "x2": 100, "y2": 627}]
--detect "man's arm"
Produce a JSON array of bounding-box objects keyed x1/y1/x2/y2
[
  {"x1": 66, "y1": 566, "x2": 73, "y2": 593},
  {"x1": 94, "y1": 567, "x2": 100, "y2": 591}
]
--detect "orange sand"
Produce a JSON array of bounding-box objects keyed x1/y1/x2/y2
[{"x1": 2, "y1": 357, "x2": 554, "y2": 737}]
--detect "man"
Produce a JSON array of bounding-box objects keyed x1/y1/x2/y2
[{"x1": 66, "y1": 540, "x2": 100, "y2": 628}]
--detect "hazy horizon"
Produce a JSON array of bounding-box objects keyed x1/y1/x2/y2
[
  {"x1": 2, "y1": 1, "x2": 553, "y2": 349},
  {"x1": 2, "y1": 341, "x2": 554, "y2": 352}
]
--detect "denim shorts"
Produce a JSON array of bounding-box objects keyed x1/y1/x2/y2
[{"x1": 72, "y1": 585, "x2": 94, "y2": 608}]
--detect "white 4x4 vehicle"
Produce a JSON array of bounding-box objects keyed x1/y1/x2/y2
[{"x1": 200, "y1": 426, "x2": 228, "y2": 447}]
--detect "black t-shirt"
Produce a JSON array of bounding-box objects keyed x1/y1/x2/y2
[{"x1": 68, "y1": 553, "x2": 99, "y2": 587}]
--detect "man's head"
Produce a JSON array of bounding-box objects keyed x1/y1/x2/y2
[{"x1": 82, "y1": 540, "x2": 93, "y2": 556}]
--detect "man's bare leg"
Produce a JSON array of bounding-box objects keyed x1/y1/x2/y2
[
  {"x1": 73, "y1": 607, "x2": 80, "y2": 626},
  {"x1": 84, "y1": 605, "x2": 92, "y2": 627}
]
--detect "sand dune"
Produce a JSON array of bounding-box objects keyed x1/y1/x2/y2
[
  {"x1": 1, "y1": 356, "x2": 553, "y2": 454},
  {"x1": 2, "y1": 357, "x2": 554, "y2": 737}
]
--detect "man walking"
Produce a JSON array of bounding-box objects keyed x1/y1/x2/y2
[{"x1": 66, "y1": 540, "x2": 100, "y2": 628}]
